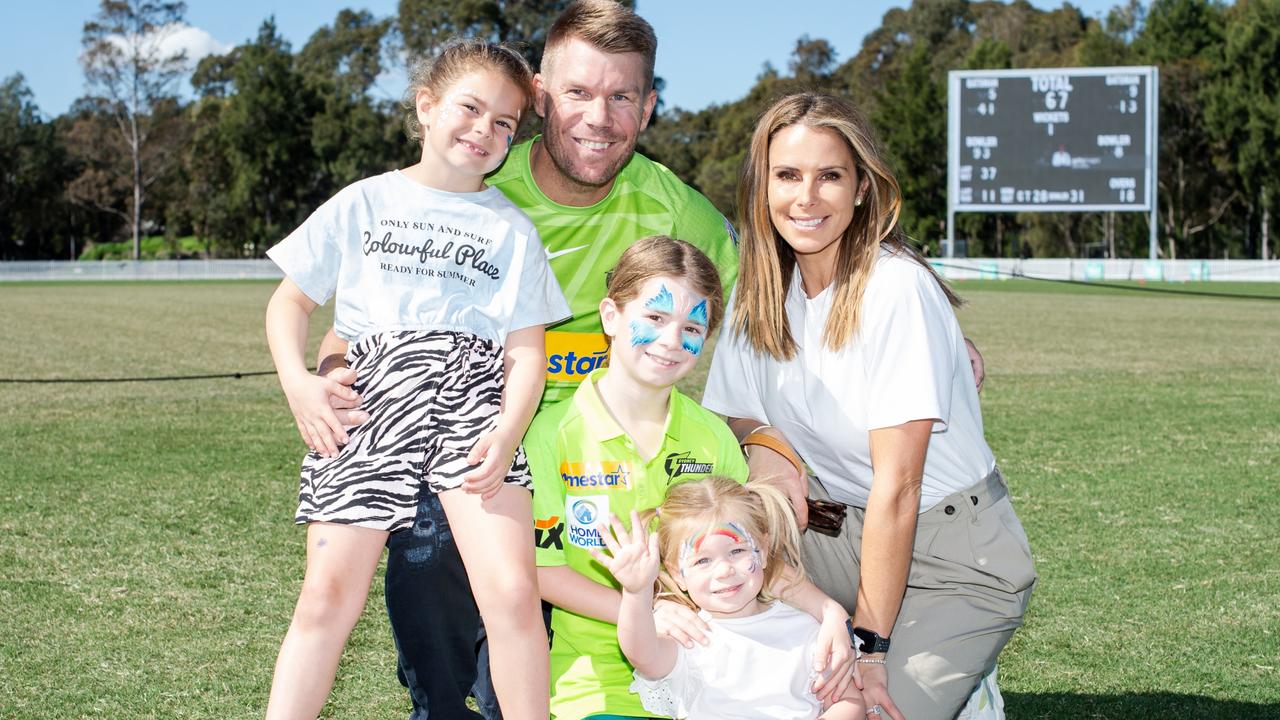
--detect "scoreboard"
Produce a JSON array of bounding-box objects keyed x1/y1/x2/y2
[{"x1": 945, "y1": 66, "x2": 1158, "y2": 257}]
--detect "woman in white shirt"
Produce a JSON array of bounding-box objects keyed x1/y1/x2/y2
[{"x1": 703, "y1": 93, "x2": 1036, "y2": 720}]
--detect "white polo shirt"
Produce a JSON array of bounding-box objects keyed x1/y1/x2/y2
[{"x1": 703, "y1": 250, "x2": 995, "y2": 512}]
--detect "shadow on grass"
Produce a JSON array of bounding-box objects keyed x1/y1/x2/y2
[{"x1": 1006, "y1": 692, "x2": 1278, "y2": 718}]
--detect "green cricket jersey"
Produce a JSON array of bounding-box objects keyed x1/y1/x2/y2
[
  {"x1": 527, "y1": 369, "x2": 749, "y2": 719},
  {"x1": 488, "y1": 138, "x2": 739, "y2": 409}
]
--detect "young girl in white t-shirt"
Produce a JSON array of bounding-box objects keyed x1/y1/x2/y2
[
  {"x1": 263, "y1": 39, "x2": 567, "y2": 720},
  {"x1": 594, "y1": 476, "x2": 866, "y2": 720}
]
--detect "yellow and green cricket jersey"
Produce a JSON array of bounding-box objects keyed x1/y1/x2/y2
[
  {"x1": 488, "y1": 138, "x2": 739, "y2": 409},
  {"x1": 526, "y1": 369, "x2": 749, "y2": 719}
]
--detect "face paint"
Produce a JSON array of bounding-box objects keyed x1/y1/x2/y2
[
  {"x1": 678, "y1": 521, "x2": 761, "y2": 575},
  {"x1": 629, "y1": 319, "x2": 660, "y2": 347},
  {"x1": 682, "y1": 333, "x2": 704, "y2": 356},
  {"x1": 687, "y1": 299, "x2": 708, "y2": 327},
  {"x1": 630, "y1": 284, "x2": 674, "y2": 347},
  {"x1": 681, "y1": 299, "x2": 709, "y2": 356},
  {"x1": 644, "y1": 284, "x2": 676, "y2": 313}
]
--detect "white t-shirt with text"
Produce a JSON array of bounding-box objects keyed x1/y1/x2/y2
[
  {"x1": 703, "y1": 250, "x2": 995, "y2": 512},
  {"x1": 267, "y1": 170, "x2": 570, "y2": 344}
]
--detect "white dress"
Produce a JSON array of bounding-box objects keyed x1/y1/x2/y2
[{"x1": 630, "y1": 602, "x2": 824, "y2": 720}]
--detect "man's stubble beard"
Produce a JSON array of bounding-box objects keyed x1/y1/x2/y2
[{"x1": 539, "y1": 102, "x2": 636, "y2": 192}]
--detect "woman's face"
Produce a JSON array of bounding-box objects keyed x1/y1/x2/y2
[{"x1": 766, "y1": 124, "x2": 859, "y2": 267}]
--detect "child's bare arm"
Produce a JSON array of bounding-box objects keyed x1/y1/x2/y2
[
  {"x1": 537, "y1": 565, "x2": 623, "y2": 623},
  {"x1": 616, "y1": 580, "x2": 679, "y2": 679},
  {"x1": 316, "y1": 328, "x2": 350, "y2": 374},
  {"x1": 265, "y1": 279, "x2": 349, "y2": 457},
  {"x1": 462, "y1": 324, "x2": 547, "y2": 498},
  {"x1": 594, "y1": 511, "x2": 678, "y2": 679},
  {"x1": 818, "y1": 683, "x2": 866, "y2": 720}
]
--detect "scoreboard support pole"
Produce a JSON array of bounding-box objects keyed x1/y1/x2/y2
[{"x1": 1148, "y1": 68, "x2": 1160, "y2": 261}]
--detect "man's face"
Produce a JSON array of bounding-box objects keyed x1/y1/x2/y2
[{"x1": 535, "y1": 37, "x2": 657, "y2": 190}]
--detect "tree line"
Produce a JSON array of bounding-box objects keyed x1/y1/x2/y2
[{"x1": 1, "y1": 0, "x2": 1275, "y2": 261}]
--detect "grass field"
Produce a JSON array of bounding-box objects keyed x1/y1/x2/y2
[{"x1": 2, "y1": 279, "x2": 1278, "y2": 719}]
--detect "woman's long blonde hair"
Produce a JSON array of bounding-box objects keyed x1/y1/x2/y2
[
  {"x1": 733, "y1": 92, "x2": 961, "y2": 360},
  {"x1": 647, "y1": 476, "x2": 803, "y2": 611}
]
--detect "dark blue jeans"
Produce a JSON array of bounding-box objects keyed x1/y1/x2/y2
[{"x1": 385, "y1": 490, "x2": 501, "y2": 720}]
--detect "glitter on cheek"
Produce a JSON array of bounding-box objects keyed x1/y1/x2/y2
[
  {"x1": 678, "y1": 538, "x2": 695, "y2": 574},
  {"x1": 630, "y1": 319, "x2": 660, "y2": 347}
]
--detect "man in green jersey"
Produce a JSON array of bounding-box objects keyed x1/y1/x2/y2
[{"x1": 314, "y1": 2, "x2": 737, "y2": 718}]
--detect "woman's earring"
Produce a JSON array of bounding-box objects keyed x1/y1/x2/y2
[{"x1": 855, "y1": 195, "x2": 864, "y2": 207}]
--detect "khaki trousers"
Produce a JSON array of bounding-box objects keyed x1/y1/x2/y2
[{"x1": 802, "y1": 468, "x2": 1036, "y2": 720}]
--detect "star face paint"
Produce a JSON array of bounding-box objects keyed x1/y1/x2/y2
[
  {"x1": 629, "y1": 319, "x2": 660, "y2": 347},
  {"x1": 604, "y1": 276, "x2": 708, "y2": 390},
  {"x1": 630, "y1": 283, "x2": 675, "y2": 347},
  {"x1": 644, "y1": 284, "x2": 676, "y2": 314},
  {"x1": 682, "y1": 299, "x2": 709, "y2": 356}
]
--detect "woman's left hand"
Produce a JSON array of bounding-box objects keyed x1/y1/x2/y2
[
  {"x1": 853, "y1": 660, "x2": 905, "y2": 720},
  {"x1": 810, "y1": 606, "x2": 855, "y2": 703}
]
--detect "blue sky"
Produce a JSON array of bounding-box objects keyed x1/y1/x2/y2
[{"x1": 2, "y1": 0, "x2": 1120, "y2": 118}]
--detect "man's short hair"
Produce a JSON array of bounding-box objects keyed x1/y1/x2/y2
[{"x1": 543, "y1": 0, "x2": 658, "y2": 93}]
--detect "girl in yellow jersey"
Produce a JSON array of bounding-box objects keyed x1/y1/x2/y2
[{"x1": 526, "y1": 236, "x2": 855, "y2": 719}]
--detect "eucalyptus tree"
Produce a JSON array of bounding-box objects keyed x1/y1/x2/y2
[{"x1": 78, "y1": 0, "x2": 189, "y2": 259}]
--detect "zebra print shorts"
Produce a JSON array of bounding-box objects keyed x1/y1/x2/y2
[{"x1": 295, "y1": 330, "x2": 532, "y2": 531}]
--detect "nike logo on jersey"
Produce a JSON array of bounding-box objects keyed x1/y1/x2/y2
[{"x1": 545, "y1": 244, "x2": 589, "y2": 260}]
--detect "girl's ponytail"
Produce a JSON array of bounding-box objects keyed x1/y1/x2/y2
[{"x1": 744, "y1": 479, "x2": 804, "y2": 601}]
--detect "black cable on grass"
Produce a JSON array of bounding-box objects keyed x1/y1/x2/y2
[
  {"x1": 933, "y1": 261, "x2": 1280, "y2": 301},
  {"x1": 0, "y1": 369, "x2": 286, "y2": 384}
]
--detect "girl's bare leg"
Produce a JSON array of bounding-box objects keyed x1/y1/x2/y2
[
  {"x1": 265, "y1": 522, "x2": 387, "y2": 720},
  {"x1": 439, "y1": 485, "x2": 548, "y2": 720}
]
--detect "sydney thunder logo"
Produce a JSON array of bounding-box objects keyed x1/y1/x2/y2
[{"x1": 664, "y1": 451, "x2": 713, "y2": 481}]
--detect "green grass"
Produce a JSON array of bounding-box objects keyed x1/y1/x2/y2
[{"x1": 1, "y1": 280, "x2": 1278, "y2": 718}]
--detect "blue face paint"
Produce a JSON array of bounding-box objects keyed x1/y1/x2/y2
[
  {"x1": 687, "y1": 300, "x2": 708, "y2": 327},
  {"x1": 630, "y1": 319, "x2": 660, "y2": 347},
  {"x1": 681, "y1": 299, "x2": 709, "y2": 356},
  {"x1": 682, "y1": 332, "x2": 704, "y2": 356},
  {"x1": 644, "y1": 284, "x2": 675, "y2": 314}
]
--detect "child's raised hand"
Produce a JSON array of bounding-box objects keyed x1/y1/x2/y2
[
  {"x1": 461, "y1": 428, "x2": 518, "y2": 499},
  {"x1": 280, "y1": 372, "x2": 353, "y2": 458},
  {"x1": 592, "y1": 510, "x2": 660, "y2": 594}
]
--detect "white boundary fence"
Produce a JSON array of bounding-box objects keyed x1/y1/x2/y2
[
  {"x1": 931, "y1": 258, "x2": 1280, "y2": 283},
  {"x1": 0, "y1": 260, "x2": 283, "y2": 282},
  {"x1": 1, "y1": 258, "x2": 1278, "y2": 283}
]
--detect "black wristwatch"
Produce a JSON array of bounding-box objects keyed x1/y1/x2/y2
[{"x1": 847, "y1": 620, "x2": 891, "y2": 655}]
